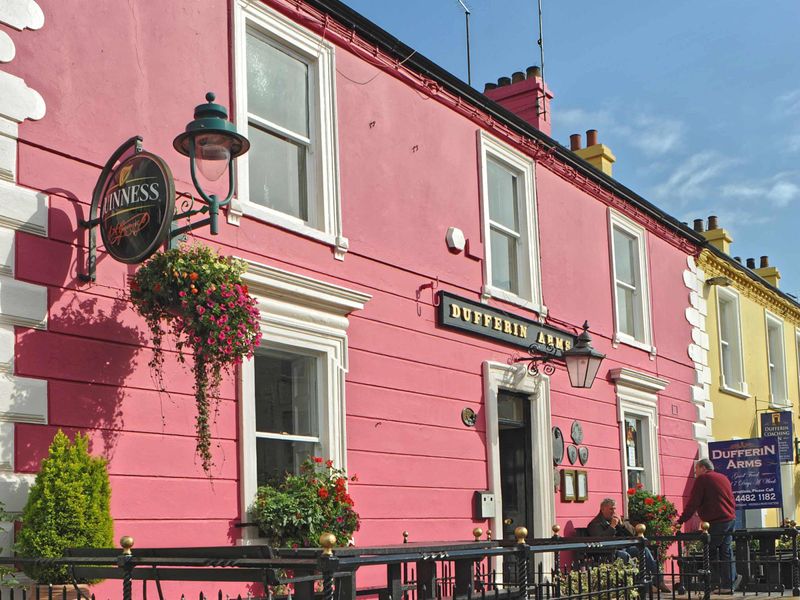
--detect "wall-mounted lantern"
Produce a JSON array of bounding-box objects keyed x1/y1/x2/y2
[{"x1": 515, "y1": 321, "x2": 605, "y2": 389}]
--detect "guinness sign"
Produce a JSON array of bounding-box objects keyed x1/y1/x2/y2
[{"x1": 98, "y1": 152, "x2": 175, "y2": 263}]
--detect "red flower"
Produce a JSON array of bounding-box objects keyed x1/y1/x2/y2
[
  {"x1": 313, "y1": 456, "x2": 323, "y2": 463},
  {"x1": 644, "y1": 497, "x2": 654, "y2": 506},
  {"x1": 190, "y1": 272, "x2": 199, "y2": 281},
  {"x1": 636, "y1": 482, "x2": 644, "y2": 490},
  {"x1": 318, "y1": 488, "x2": 329, "y2": 499},
  {"x1": 326, "y1": 459, "x2": 334, "y2": 468},
  {"x1": 627, "y1": 488, "x2": 636, "y2": 495}
]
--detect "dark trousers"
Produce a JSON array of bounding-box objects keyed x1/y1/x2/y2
[
  {"x1": 708, "y1": 519, "x2": 736, "y2": 588},
  {"x1": 615, "y1": 545, "x2": 660, "y2": 583}
]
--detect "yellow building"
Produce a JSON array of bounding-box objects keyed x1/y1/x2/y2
[{"x1": 695, "y1": 216, "x2": 800, "y2": 525}]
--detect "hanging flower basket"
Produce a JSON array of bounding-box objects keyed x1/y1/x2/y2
[{"x1": 130, "y1": 244, "x2": 262, "y2": 472}]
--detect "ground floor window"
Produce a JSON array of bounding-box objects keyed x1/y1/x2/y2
[{"x1": 623, "y1": 414, "x2": 648, "y2": 490}]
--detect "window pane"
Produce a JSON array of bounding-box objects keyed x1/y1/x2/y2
[
  {"x1": 616, "y1": 283, "x2": 641, "y2": 339},
  {"x1": 490, "y1": 228, "x2": 518, "y2": 294},
  {"x1": 254, "y1": 350, "x2": 318, "y2": 437},
  {"x1": 613, "y1": 227, "x2": 638, "y2": 287},
  {"x1": 498, "y1": 393, "x2": 525, "y2": 423},
  {"x1": 487, "y1": 158, "x2": 519, "y2": 231},
  {"x1": 768, "y1": 320, "x2": 787, "y2": 402},
  {"x1": 627, "y1": 469, "x2": 643, "y2": 489},
  {"x1": 247, "y1": 32, "x2": 309, "y2": 136},
  {"x1": 256, "y1": 437, "x2": 317, "y2": 486},
  {"x1": 248, "y1": 125, "x2": 308, "y2": 220},
  {"x1": 625, "y1": 417, "x2": 644, "y2": 468}
]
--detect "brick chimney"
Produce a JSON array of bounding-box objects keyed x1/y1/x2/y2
[
  {"x1": 754, "y1": 255, "x2": 781, "y2": 288},
  {"x1": 570, "y1": 129, "x2": 616, "y2": 176},
  {"x1": 484, "y1": 66, "x2": 553, "y2": 135},
  {"x1": 701, "y1": 215, "x2": 733, "y2": 255}
]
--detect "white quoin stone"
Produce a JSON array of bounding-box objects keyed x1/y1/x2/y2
[
  {"x1": 0, "y1": 31, "x2": 14, "y2": 63},
  {"x1": 683, "y1": 270, "x2": 700, "y2": 291},
  {"x1": 0, "y1": 71, "x2": 45, "y2": 122},
  {"x1": 686, "y1": 256, "x2": 697, "y2": 272},
  {"x1": 0, "y1": 0, "x2": 44, "y2": 31},
  {"x1": 691, "y1": 384, "x2": 709, "y2": 404}
]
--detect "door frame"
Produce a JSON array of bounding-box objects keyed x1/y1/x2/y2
[{"x1": 483, "y1": 362, "x2": 555, "y2": 548}]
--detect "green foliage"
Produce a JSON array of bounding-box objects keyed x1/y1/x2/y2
[
  {"x1": 556, "y1": 559, "x2": 640, "y2": 600},
  {"x1": 0, "y1": 501, "x2": 19, "y2": 586},
  {"x1": 250, "y1": 457, "x2": 360, "y2": 548},
  {"x1": 16, "y1": 431, "x2": 114, "y2": 584},
  {"x1": 130, "y1": 243, "x2": 261, "y2": 471},
  {"x1": 626, "y1": 483, "x2": 677, "y2": 565}
]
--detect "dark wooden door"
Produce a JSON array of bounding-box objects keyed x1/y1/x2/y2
[{"x1": 498, "y1": 391, "x2": 533, "y2": 542}]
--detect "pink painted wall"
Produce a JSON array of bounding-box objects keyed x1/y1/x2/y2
[{"x1": 5, "y1": 0, "x2": 700, "y2": 570}]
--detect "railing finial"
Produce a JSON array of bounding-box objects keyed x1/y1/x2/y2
[
  {"x1": 403, "y1": 530, "x2": 409, "y2": 544},
  {"x1": 120, "y1": 536, "x2": 134, "y2": 556},
  {"x1": 473, "y1": 527, "x2": 483, "y2": 541},
  {"x1": 700, "y1": 521, "x2": 710, "y2": 532},
  {"x1": 552, "y1": 524, "x2": 561, "y2": 536},
  {"x1": 320, "y1": 532, "x2": 336, "y2": 556},
  {"x1": 635, "y1": 524, "x2": 646, "y2": 537},
  {"x1": 514, "y1": 526, "x2": 528, "y2": 544}
]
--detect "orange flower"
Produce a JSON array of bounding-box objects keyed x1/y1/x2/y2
[{"x1": 190, "y1": 272, "x2": 199, "y2": 281}]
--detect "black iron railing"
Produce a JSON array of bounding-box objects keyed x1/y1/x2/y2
[{"x1": 1, "y1": 524, "x2": 799, "y2": 600}]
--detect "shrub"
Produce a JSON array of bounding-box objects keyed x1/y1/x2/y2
[
  {"x1": 626, "y1": 483, "x2": 677, "y2": 565},
  {"x1": 556, "y1": 559, "x2": 640, "y2": 600},
  {"x1": 130, "y1": 243, "x2": 261, "y2": 472},
  {"x1": 0, "y1": 501, "x2": 18, "y2": 586},
  {"x1": 250, "y1": 457, "x2": 359, "y2": 548},
  {"x1": 16, "y1": 431, "x2": 114, "y2": 584}
]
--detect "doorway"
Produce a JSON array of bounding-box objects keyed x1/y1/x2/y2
[{"x1": 498, "y1": 390, "x2": 534, "y2": 542}]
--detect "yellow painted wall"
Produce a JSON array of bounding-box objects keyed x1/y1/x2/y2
[{"x1": 699, "y1": 250, "x2": 800, "y2": 525}]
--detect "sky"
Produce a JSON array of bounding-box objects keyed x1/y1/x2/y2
[{"x1": 341, "y1": 0, "x2": 800, "y2": 297}]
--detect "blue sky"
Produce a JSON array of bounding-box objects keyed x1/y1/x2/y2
[{"x1": 342, "y1": 0, "x2": 800, "y2": 296}]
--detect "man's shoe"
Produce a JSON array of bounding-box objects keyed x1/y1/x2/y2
[
  {"x1": 650, "y1": 585, "x2": 661, "y2": 594},
  {"x1": 657, "y1": 582, "x2": 672, "y2": 593}
]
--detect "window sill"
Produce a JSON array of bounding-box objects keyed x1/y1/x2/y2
[
  {"x1": 769, "y1": 399, "x2": 793, "y2": 410},
  {"x1": 481, "y1": 285, "x2": 547, "y2": 318},
  {"x1": 719, "y1": 385, "x2": 750, "y2": 400},
  {"x1": 234, "y1": 201, "x2": 349, "y2": 259},
  {"x1": 613, "y1": 332, "x2": 656, "y2": 358}
]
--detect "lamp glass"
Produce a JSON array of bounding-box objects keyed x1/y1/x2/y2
[
  {"x1": 195, "y1": 133, "x2": 233, "y2": 181},
  {"x1": 565, "y1": 353, "x2": 603, "y2": 389}
]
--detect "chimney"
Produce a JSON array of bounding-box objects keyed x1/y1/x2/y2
[
  {"x1": 701, "y1": 214, "x2": 733, "y2": 255},
  {"x1": 754, "y1": 255, "x2": 781, "y2": 288},
  {"x1": 483, "y1": 65, "x2": 553, "y2": 135},
  {"x1": 571, "y1": 129, "x2": 616, "y2": 176}
]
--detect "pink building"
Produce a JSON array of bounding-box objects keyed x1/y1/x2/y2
[{"x1": 0, "y1": 0, "x2": 709, "y2": 560}]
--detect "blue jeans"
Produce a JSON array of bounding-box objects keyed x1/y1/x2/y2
[
  {"x1": 709, "y1": 520, "x2": 736, "y2": 589},
  {"x1": 615, "y1": 544, "x2": 660, "y2": 583}
]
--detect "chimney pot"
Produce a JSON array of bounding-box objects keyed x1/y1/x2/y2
[
  {"x1": 511, "y1": 71, "x2": 525, "y2": 84},
  {"x1": 570, "y1": 134, "x2": 582, "y2": 151},
  {"x1": 760, "y1": 256, "x2": 769, "y2": 268},
  {"x1": 746, "y1": 258, "x2": 756, "y2": 269},
  {"x1": 734, "y1": 256, "x2": 742, "y2": 263},
  {"x1": 484, "y1": 82, "x2": 497, "y2": 92},
  {"x1": 586, "y1": 129, "x2": 598, "y2": 147},
  {"x1": 693, "y1": 219, "x2": 705, "y2": 232},
  {"x1": 707, "y1": 215, "x2": 719, "y2": 230},
  {"x1": 526, "y1": 65, "x2": 541, "y2": 79},
  {"x1": 497, "y1": 76, "x2": 511, "y2": 87}
]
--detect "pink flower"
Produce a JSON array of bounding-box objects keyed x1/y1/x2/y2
[
  {"x1": 196, "y1": 305, "x2": 206, "y2": 315},
  {"x1": 178, "y1": 291, "x2": 186, "y2": 297}
]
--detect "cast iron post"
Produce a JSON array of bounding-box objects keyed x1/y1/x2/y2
[
  {"x1": 515, "y1": 527, "x2": 529, "y2": 600},
  {"x1": 117, "y1": 536, "x2": 135, "y2": 600},
  {"x1": 700, "y1": 523, "x2": 711, "y2": 600}
]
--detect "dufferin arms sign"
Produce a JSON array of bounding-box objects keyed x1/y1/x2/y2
[{"x1": 437, "y1": 291, "x2": 576, "y2": 355}]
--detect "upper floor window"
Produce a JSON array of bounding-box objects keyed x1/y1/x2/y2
[
  {"x1": 234, "y1": 1, "x2": 347, "y2": 258},
  {"x1": 717, "y1": 288, "x2": 746, "y2": 394},
  {"x1": 609, "y1": 211, "x2": 653, "y2": 351},
  {"x1": 478, "y1": 132, "x2": 543, "y2": 313},
  {"x1": 766, "y1": 312, "x2": 788, "y2": 406}
]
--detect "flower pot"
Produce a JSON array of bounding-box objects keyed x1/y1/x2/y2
[{"x1": 29, "y1": 583, "x2": 91, "y2": 600}]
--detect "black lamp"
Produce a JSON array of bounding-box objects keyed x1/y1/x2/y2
[
  {"x1": 173, "y1": 92, "x2": 250, "y2": 234},
  {"x1": 515, "y1": 321, "x2": 605, "y2": 389}
]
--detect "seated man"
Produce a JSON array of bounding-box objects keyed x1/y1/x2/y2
[{"x1": 587, "y1": 497, "x2": 670, "y2": 593}]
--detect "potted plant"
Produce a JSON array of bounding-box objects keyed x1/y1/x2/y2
[
  {"x1": 250, "y1": 457, "x2": 360, "y2": 549},
  {"x1": 15, "y1": 430, "x2": 114, "y2": 598},
  {"x1": 626, "y1": 483, "x2": 677, "y2": 566},
  {"x1": 130, "y1": 243, "x2": 262, "y2": 472}
]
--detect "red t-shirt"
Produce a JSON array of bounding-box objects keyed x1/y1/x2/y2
[{"x1": 677, "y1": 470, "x2": 736, "y2": 524}]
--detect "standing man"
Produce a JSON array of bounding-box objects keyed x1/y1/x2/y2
[
  {"x1": 588, "y1": 498, "x2": 670, "y2": 593},
  {"x1": 675, "y1": 458, "x2": 741, "y2": 592}
]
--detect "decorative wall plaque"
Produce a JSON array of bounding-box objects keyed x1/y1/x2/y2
[
  {"x1": 570, "y1": 420, "x2": 584, "y2": 444},
  {"x1": 567, "y1": 444, "x2": 578, "y2": 465},
  {"x1": 578, "y1": 446, "x2": 589, "y2": 465},
  {"x1": 552, "y1": 427, "x2": 565, "y2": 465}
]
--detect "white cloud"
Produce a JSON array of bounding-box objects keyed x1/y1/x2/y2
[
  {"x1": 767, "y1": 181, "x2": 799, "y2": 207},
  {"x1": 624, "y1": 115, "x2": 684, "y2": 157},
  {"x1": 651, "y1": 151, "x2": 734, "y2": 205},
  {"x1": 776, "y1": 89, "x2": 800, "y2": 116},
  {"x1": 787, "y1": 133, "x2": 800, "y2": 153},
  {"x1": 721, "y1": 174, "x2": 799, "y2": 208}
]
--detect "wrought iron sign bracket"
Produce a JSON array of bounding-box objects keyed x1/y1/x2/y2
[
  {"x1": 78, "y1": 136, "x2": 144, "y2": 282},
  {"x1": 512, "y1": 343, "x2": 560, "y2": 376}
]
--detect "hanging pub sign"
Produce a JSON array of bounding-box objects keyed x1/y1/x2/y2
[
  {"x1": 437, "y1": 291, "x2": 576, "y2": 354},
  {"x1": 760, "y1": 410, "x2": 794, "y2": 463},
  {"x1": 709, "y1": 437, "x2": 782, "y2": 509},
  {"x1": 97, "y1": 151, "x2": 175, "y2": 264}
]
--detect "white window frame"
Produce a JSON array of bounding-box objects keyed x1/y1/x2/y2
[
  {"x1": 232, "y1": 0, "x2": 348, "y2": 259},
  {"x1": 239, "y1": 260, "x2": 370, "y2": 542},
  {"x1": 796, "y1": 328, "x2": 800, "y2": 400},
  {"x1": 716, "y1": 287, "x2": 748, "y2": 397},
  {"x1": 610, "y1": 368, "x2": 668, "y2": 494},
  {"x1": 477, "y1": 131, "x2": 545, "y2": 314},
  {"x1": 608, "y1": 210, "x2": 655, "y2": 355},
  {"x1": 765, "y1": 310, "x2": 789, "y2": 407}
]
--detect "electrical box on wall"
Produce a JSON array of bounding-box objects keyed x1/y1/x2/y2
[{"x1": 474, "y1": 491, "x2": 495, "y2": 519}]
